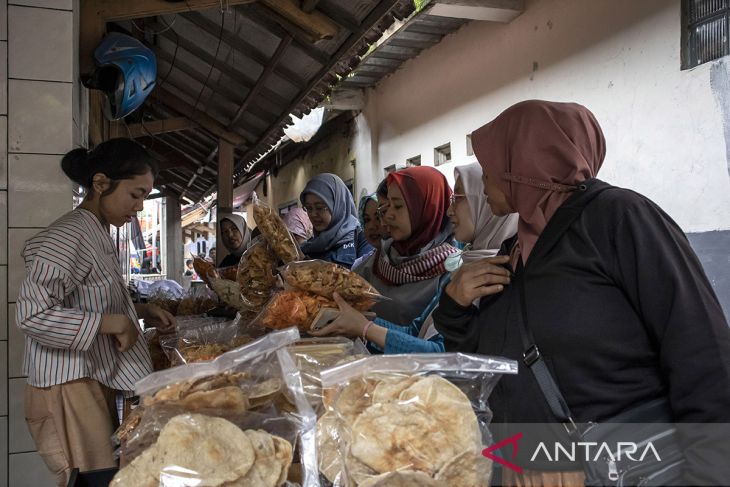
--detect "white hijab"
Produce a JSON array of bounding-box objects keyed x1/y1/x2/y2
[{"x1": 454, "y1": 162, "x2": 518, "y2": 263}]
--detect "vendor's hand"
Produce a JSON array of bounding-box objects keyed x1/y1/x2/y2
[
  {"x1": 308, "y1": 292, "x2": 370, "y2": 339},
  {"x1": 100, "y1": 314, "x2": 139, "y2": 352},
  {"x1": 446, "y1": 255, "x2": 512, "y2": 307},
  {"x1": 136, "y1": 304, "x2": 176, "y2": 333}
]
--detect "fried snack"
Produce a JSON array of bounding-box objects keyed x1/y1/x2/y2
[
  {"x1": 320, "y1": 374, "x2": 489, "y2": 486},
  {"x1": 218, "y1": 266, "x2": 238, "y2": 282},
  {"x1": 282, "y1": 260, "x2": 380, "y2": 305},
  {"x1": 175, "y1": 336, "x2": 254, "y2": 365},
  {"x1": 359, "y1": 471, "x2": 444, "y2": 487},
  {"x1": 434, "y1": 450, "x2": 493, "y2": 487},
  {"x1": 237, "y1": 239, "x2": 277, "y2": 310},
  {"x1": 252, "y1": 201, "x2": 303, "y2": 264},
  {"x1": 144, "y1": 328, "x2": 171, "y2": 371},
  {"x1": 259, "y1": 290, "x2": 372, "y2": 332},
  {"x1": 116, "y1": 406, "x2": 145, "y2": 446},
  {"x1": 177, "y1": 295, "x2": 218, "y2": 316},
  {"x1": 143, "y1": 371, "x2": 249, "y2": 407},
  {"x1": 111, "y1": 414, "x2": 256, "y2": 487},
  {"x1": 210, "y1": 277, "x2": 246, "y2": 311},
  {"x1": 193, "y1": 257, "x2": 217, "y2": 287}
]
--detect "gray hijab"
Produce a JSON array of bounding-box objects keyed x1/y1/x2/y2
[
  {"x1": 218, "y1": 212, "x2": 251, "y2": 257},
  {"x1": 300, "y1": 173, "x2": 361, "y2": 254}
]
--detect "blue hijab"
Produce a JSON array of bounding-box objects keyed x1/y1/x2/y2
[{"x1": 300, "y1": 173, "x2": 361, "y2": 254}]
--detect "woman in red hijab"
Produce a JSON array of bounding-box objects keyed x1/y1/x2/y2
[
  {"x1": 434, "y1": 100, "x2": 730, "y2": 486},
  {"x1": 316, "y1": 166, "x2": 458, "y2": 352}
]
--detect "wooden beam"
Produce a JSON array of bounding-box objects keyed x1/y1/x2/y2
[
  {"x1": 301, "y1": 0, "x2": 320, "y2": 13},
  {"x1": 183, "y1": 12, "x2": 306, "y2": 90},
  {"x1": 241, "y1": 0, "x2": 401, "y2": 175},
  {"x1": 126, "y1": 117, "x2": 195, "y2": 138},
  {"x1": 89, "y1": 0, "x2": 256, "y2": 22},
  {"x1": 237, "y1": 4, "x2": 330, "y2": 65},
  {"x1": 80, "y1": 0, "x2": 108, "y2": 146},
  {"x1": 155, "y1": 87, "x2": 246, "y2": 146},
  {"x1": 154, "y1": 24, "x2": 291, "y2": 109},
  {"x1": 260, "y1": 0, "x2": 339, "y2": 40},
  {"x1": 216, "y1": 138, "x2": 235, "y2": 265},
  {"x1": 218, "y1": 140, "x2": 234, "y2": 212},
  {"x1": 229, "y1": 35, "x2": 292, "y2": 129}
]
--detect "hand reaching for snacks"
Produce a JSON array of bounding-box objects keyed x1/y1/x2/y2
[
  {"x1": 309, "y1": 293, "x2": 387, "y2": 347},
  {"x1": 136, "y1": 303, "x2": 176, "y2": 334}
]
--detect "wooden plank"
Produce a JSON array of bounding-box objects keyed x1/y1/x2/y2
[
  {"x1": 229, "y1": 35, "x2": 292, "y2": 128},
  {"x1": 126, "y1": 117, "x2": 195, "y2": 138},
  {"x1": 217, "y1": 139, "x2": 234, "y2": 212},
  {"x1": 183, "y1": 12, "x2": 307, "y2": 91},
  {"x1": 260, "y1": 0, "x2": 339, "y2": 40},
  {"x1": 90, "y1": 0, "x2": 256, "y2": 22},
  {"x1": 216, "y1": 138, "x2": 235, "y2": 265},
  {"x1": 301, "y1": 0, "x2": 320, "y2": 13},
  {"x1": 80, "y1": 0, "x2": 108, "y2": 146},
  {"x1": 155, "y1": 87, "x2": 246, "y2": 146}
]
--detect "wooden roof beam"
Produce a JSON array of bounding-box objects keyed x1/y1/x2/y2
[
  {"x1": 301, "y1": 0, "x2": 320, "y2": 13},
  {"x1": 260, "y1": 0, "x2": 339, "y2": 40},
  {"x1": 126, "y1": 117, "x2": 195, "y2": 138},
  {"x1": 155, "y1": 87, "x2": 246, "y2": 146},
  {"x1": 183, "y1": 11, "x2": 307, "y2": 91},
  {"x1": 89, "y1": 0, "x2": 256, "y2": 22}
]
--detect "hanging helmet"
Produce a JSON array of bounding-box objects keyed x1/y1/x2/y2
[{"x1": 87, "y1": 33, "x2": 157, "y2": 121}]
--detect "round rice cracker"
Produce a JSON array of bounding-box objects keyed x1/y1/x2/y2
[
  {"x1": 317, "y1": 412, "x2": 349, "y2": 483},
  {"x1": 358, "y1": 470, "x2": 444, "y2": 487},
  {"x1": 435, "y1": 449, "x2": 493, "y2": 487},
  {"x1": 154, "y1": 413, "x2": 256, "y2": 486},
  {"x1": 221, "y1": 430, "x2": 291, "y2": 487},
  {"x1": 350, "y1": 402, "x2": 465, "y2": 476},
  {"x1": 273, "y1": 435, "x2": 294, "y2": 486},
  {"x1": 109, "y1": 447, "x2": 160, "y2": 487},
  {"x1": 370, "y1": 376, "x2": 418, "y2": 404},
  {"x1": 333, "y1": 378, "x2": 378, "y2": 424},
  {"x1": 398, "y1": 375, "x2": 482, "y2": 449}
]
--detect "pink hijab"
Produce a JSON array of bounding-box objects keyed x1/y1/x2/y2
[{"x1": 471, "y1": 100, "x2": 606, "y2": 263}]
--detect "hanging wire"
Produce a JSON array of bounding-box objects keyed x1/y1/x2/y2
[
  {"x1": 190, "y1": 10, "x2": 226, "y2": 120},
  {"x1": 132, "y1": 14, "x2": 178, "y2": 35}
]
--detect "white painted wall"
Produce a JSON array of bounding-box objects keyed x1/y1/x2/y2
[{"x1": 355, "y1": 0, "x2": 730, "y2": 233}]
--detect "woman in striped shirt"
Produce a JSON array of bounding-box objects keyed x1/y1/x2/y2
[{"x1": 16, "y1": 138, "x2": 175, "y2": 486}]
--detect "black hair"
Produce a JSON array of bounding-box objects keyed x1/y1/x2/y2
[
  {"x1": 185, "y1": 259, "x2": 193, "y2": 266},
  {"x1": 61, "y1": 138, "x2": 159, "y2": 197},
  {"x1": 376, "y1": 178, "x2": 389, "y2": 198}
]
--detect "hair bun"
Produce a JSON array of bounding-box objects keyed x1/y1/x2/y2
[{"x1": 60, "y1": 148, "x2": 91, "y2": 186}]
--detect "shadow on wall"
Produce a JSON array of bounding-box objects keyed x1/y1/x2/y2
[
  {"x1": 688, "y1": 230, "x2": 730, "y2": 322},
  {"x1": 374, "y1": 0, "x2": 675, "y2": 134}
]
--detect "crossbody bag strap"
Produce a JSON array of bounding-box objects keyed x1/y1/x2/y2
[{"x1": 515, "y1": 259, "x2": 581, "y2": 437}]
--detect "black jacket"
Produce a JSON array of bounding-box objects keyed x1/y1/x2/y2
[{"x1": 434, "y1": 179, "x2": 730, "y2": 482}]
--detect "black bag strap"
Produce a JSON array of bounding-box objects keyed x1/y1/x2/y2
[{"x1": 515, "y1": 254, "x2": 581, "y2": 436}]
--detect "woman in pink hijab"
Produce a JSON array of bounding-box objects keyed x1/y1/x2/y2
[{"x1": 434, "y1": 100, "x2": 730, "y2": 486}]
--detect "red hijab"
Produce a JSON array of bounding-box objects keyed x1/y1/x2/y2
[
  {"x1": 386, "y1": 166, "x2": 452, "y2": 256},
  {"x1": 471, "y1": 100, "x2": 606, "y2": 263}
]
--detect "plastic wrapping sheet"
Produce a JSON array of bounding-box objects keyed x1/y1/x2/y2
[
  {"x1": 316, "y1": 353, "x2": 518, "y2": 487},
  {"x1": 252, "y1": 194, "x2": 305, "y2": 264},
  {"x1": 159, "y1": 316, "x2": 261, "y2": 365},
  {"x1": 114, "y1": 328, "x2": 320, "y2": 487},
  {"x1": 287, "y1": 338, "x2": 370, "y2": 416}
]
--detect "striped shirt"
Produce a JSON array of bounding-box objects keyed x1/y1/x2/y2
[{"x1": 16, "y1": 208, "x2": 152, "y2": 392}]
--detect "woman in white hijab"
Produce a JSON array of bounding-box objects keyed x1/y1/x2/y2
[{"x1": 217, "y1": 213, "x2": 252, "y2": 267}]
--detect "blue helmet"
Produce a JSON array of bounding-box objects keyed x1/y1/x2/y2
[{"x1": 91, "y1": 33, "x2": 157, "y2": 120}]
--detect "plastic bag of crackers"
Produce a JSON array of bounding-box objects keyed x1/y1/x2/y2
[
  {"x1": 112, "y1": 328, "x2": 320, "y2": 487},
  {"x1": 252, "y1": 193, "x2": 304, "y2": 264},
  {"x1": 316, "y1": 353, "x2": 518, "y2": 486}
]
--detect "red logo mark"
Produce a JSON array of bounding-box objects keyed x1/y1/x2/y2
[{"x1": 482, "y1": 432, "x2": 524, "y2": 474}]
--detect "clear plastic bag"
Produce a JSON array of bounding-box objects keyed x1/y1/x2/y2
[
  {"x1": 193, "y1": 256, "x2": 217, "y2": 287},
  {"x1": 114, "y1": 328, "x2": 319, "y2": 487},
  {"x1": 252, "y1": 193, "x2": 304, "y2": 264},
  {"x1": 288, "y1": 338, "x2": 369, "y2": 416},
  {"x1": 217, "y1": 265, "x2": 238, "y2": 282},
  {"x1": 316, "y1": 353, "x2": 518, "y2": 487},
  {"x1": 255, "y1": 290, "x2": 374, "y2": 333},
  {"x1": 159, "y1": 317, "x2": 261, "y2": 365},
  {"x1": 281, "y1": 260, "x2": 383, "y2": 306},
  {"x1": 237, "y1": 236, "x2": 278, "y2": 312}
]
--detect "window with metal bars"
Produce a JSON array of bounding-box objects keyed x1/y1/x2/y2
[{"x1": 683, "y1": 0, "x2": 730, "y2": 69}]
